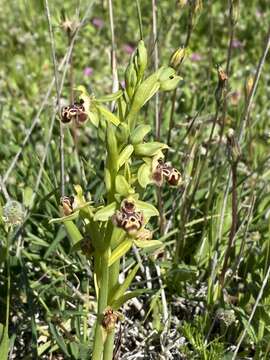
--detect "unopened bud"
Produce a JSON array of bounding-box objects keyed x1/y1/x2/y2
[
  {"x1": 231, "y1": 0, "x2": 240, "y2": 25},
  {"x1": 169, "y1": 47, "x2": 186, "y2": 70},
  {"x1": 137, "y1": 40, "x2": 148, "y2": 80}
]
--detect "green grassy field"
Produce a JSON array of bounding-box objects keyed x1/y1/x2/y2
[{"x1": 1, "y1": 1, "x2": 270, "y2": 359}]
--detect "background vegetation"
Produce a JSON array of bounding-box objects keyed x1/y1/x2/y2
[{"x1": 1, "y1": 0, "x2": 270, "y2": 359}]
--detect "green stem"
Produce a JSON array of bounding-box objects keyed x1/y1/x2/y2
[
  {"x1": 6, "y1": 231, "x2": 11, "y2": 330},
  {"x1": 92, "y1": 247, "x2": 110, "y2": 360},
  {"x1": 103, "y1": 329, "x2": 115, "y2": 360}
]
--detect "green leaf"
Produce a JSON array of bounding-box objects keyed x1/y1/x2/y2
[
  {"x1": 0, "y1": 324, "x2": 9, "y2": 360},
  {"x1": 137, "y1": 163, "x2": 151, "y2": 188},
  {"x1": 115, "y1": 175, "x2": 133, "y2": 197},
  {"x1": 108, "y1": 239, "x2": 133, "y2": 267},
  {"x1": 110, "y1": 264, "x2": 140, "y2": 304},
  {"x1": 117, "y1": 144, "x2": 134, "y2": 169},
  {"x1": 133, "y1": 240, "x2": 162, "y2": 249},
  {"x1": 130, "y1": 124, "x2": 151, "y2": 145},
  {"x1": 94, "y1": 202, "x2": 117, "y2": 222},
  {"x1": 134, "y1": 142, "x2": 168, "y2": 157},
  {"x1": 96, "y1": 104, "x2": 120, "y2": 126},
  {"x1": 95, "y1": 90, "x2": 123, "y2": 102},
  {"x1": 111, "y1": 289, "x2": 149, "y2": 310},
  {"x1": 48, "y1": 323, "x2": 70, "y2": 357},
  {"x1": 135, "y1": 200, "x2": 159, "y2": 218}
]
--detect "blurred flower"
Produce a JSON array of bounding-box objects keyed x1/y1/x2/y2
[
  {"x1": 83, "y1": 67, "x2": 93, "y2": 77},
  {"x1": 230, "y1": 91, "x2": 241, "y2": 106},
  {"x1": 120, "y1": 80, "x2": 126, "y2": 89},
  {"x1": 123, "y1": 44, "x2": 135, "y2": 55},
  {"x1": 92, "y1": 18, "x2": 104, "y2": 29},
  {"x1": 3, "y1": 200, "x2": 24, "y2": 226},
  {"x1": 190, "y1": 52, "x2": 202, "y2": 62},
  {"x1": 255, "y1": 10, "x2": 263, "y2": 18},
  {"x1": 232, "y1": 38, "x2": 243, "y2": 49}
]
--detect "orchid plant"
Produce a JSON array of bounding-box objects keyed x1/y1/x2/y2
[{"x1": 50, "y1": 40, "x2": 183, "y2": 360}]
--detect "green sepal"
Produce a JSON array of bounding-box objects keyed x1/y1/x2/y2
[
  {"x1": 135, "y1": 200, "x2": 159, "y2": 218},
  {"x1": 93, "y1": 202, "x2": 117, "y2": 222},
  {"x1": 137, "y1": 163, "x2": 152, "y2": 188},
  {"x1": 115, "y1": 175, "x2": 134, "y2": 197},
  {"x1": 130, "y1": 124, "x2": 151, "y2": 145},
  {"x1": 117, "y1": 144, "x2": 134, "y2": 169},
  {"x1": 134, "y1": 142, "x2": 168, "y2": 157},
  {"x1": 160, "y1": 75, "x2": 183, "y2": 91}
]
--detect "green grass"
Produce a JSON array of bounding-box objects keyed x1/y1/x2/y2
[{"x1": 1, "y1": 0, "x2": 270, "y2": 359}]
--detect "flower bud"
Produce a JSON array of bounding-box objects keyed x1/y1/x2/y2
[
  {"x1": 169, "y1": 47, "x2": 186, "y2": 70},
  {"x1": 137, "y1": 40, "x2": 148, "y2": 80},
  {"x1": 125, "y1": 61, "x2": 137, "y2": 99}
]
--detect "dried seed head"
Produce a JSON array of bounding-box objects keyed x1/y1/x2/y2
[
  {"x1": 3, "y1": 200, "x2": 24, "y2": 226},
  {"x1": 60, "y1": 196, "x2": 75, "y2": 216},
  {"x1": 102, "y1": 308, "x2": 119, "y2": 332},
  {"x1": 216, "y1": 308, "x2": 236, "y2": 326}
]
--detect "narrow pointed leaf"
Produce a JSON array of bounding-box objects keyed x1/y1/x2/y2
[
  {"x1": 110, "y1": 264, "x2": 140, "y2": 304},
  {"x1": 109, "y1": 239, "x2": 133, "y2": 267}
]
